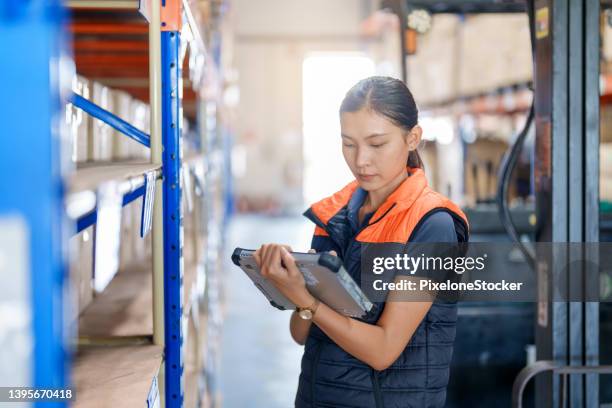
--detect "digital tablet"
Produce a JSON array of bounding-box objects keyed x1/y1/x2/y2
[{"x1": 231, "y1": 247, "x2": 374, "y2": 318}]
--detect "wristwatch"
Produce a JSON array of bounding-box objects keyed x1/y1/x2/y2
[{"x1": 296, "y1": 298, "x2": 320, "y2": 320}]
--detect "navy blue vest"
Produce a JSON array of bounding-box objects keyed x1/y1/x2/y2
[{"x1": 295, "y1": 186, "x2": 468, "y2": 408}]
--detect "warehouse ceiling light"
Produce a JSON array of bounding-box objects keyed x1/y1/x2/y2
[
  {"x1": 459, "y1": 114, "x2": 477, "y2": 144},
  {"x1": 419, "y1": 115, "x2": 455, "y2": 145},
  {"x1": 407, "y1": 8, "x2": 432, "y2": 34}
]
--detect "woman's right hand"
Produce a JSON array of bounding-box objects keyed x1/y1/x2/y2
[{"x1": 290, "y1": 248, "x2": 337, "y2": 345}]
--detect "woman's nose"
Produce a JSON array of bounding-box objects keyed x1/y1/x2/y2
[{"x1": 355, "y1": 147, "x2": 372, "y2": 168}]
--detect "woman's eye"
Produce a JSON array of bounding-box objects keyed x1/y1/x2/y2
[
  {"x1": 371, "y1": 143, "x2": 386, "y2": 148},
  {"x1": 343, "y1": 143, "x2": 354, "y2": 148}
]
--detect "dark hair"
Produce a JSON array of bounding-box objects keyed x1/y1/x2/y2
[{"x1": 339, "y1": 76, "x2": 424, "y2": 169}]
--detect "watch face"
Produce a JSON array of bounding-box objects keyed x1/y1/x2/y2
[{"x1": 299, "y1": 309, "x2": 313, "y2": 320}]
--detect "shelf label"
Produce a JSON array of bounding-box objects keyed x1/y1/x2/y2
[
  {"x1": 193, "y1": 162, "x2": 205, "y2": 197},
  {"x1": 147, "y1": 376, "x2": 159, "y2": 408},
  {"x1": 140, "y1": 171, "x2": 157, "y2": 238}
]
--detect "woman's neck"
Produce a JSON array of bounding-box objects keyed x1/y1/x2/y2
[{"x1": 364, "y1": 168, "x2": 409, "y2": 211}]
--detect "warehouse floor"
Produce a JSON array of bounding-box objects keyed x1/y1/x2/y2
[{"x1": 219, "y1": 214, "x2": 314, "y2": 407}]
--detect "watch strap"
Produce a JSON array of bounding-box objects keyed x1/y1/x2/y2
[
  {"x1": 298, "y1": 298, "x2": 319, "y2": 317},
  {"x1": 297, "y1": 298, "x2": 319, "y2": 313}
]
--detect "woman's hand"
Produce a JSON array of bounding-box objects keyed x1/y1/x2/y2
[{"x1": 253, "y1": 244, "x2": 315, "y2": 308}]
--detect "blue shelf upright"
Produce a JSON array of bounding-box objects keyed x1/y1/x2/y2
[
  {"x1": 162, "y1": 29, "x2": 184, "y2": 407},
  {"x1": 0, "y1": 1, "x2": 69, "y2": 406}
]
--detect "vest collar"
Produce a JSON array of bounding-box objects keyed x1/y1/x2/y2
[
  {"x1": 306, "y1": 166, "x2": 429, "y2": 228},
  {"x1": 368, "y1": 166, "x2": 428, "y2": 223}
]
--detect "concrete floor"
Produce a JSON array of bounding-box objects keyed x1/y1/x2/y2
[{"x1": 219, "y1": 214, "x2": 314, "y2": 408}]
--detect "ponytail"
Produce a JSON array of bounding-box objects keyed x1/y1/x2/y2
[{"x1": 407, "y1": 149, "x2": 424, "y2": 169}]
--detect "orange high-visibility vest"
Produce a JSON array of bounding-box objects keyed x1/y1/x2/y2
[{"x1": 296, "y1": 166, "x2": 469, "y2": 408}]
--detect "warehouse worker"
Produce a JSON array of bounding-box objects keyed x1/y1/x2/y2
[{"x1": 253, "y1": 76, "x2": 469, "y2": 408}]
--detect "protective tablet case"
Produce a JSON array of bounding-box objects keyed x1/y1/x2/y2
[{"x1": 231, "y1": 247, "x2": 374, "y2": 318}]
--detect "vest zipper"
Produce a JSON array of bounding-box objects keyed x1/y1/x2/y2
[
  {"x1": 353, "y1": 202, "x2": 397, "y2": 242},
  {"x1": 311, "y1": 342, "x2": 323, "y2": 407},
  {"x1": 370, "y1": 369, "x2": 384, "y2": 408},
  {"x1": 365, "y1": 202, "x2": 397, "y2": 227},
  {"x1": 345, "y1": 202, "x2": 398, "y2": 258}
]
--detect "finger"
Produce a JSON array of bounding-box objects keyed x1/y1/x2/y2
[
  {"x1": 329, "y1": 250, "x2": 337, "y2": 257},
  {"x1": 280, "y1": 244, "x2": 293, "y2": 253},
  {"x1": 257, "y1": 244, "x2": 268, "y2": 264},
  {"x1": 280, "y1": 247, "x2": 300, "y2": 277},
  {"x1": 260, "y1": 246, "x2": 273, "y2": 276},
  {"x1": 261, "y1": 244, "x2": 273, "y2": 267},
  {"x1": 264, "y1": 247, "x2": 284, "y2": 281},
  {"x1": 270, "y1": 245, "x2": 283, "y2": 271}
]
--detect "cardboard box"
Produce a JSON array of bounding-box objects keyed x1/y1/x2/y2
[
  {"x1": 458, "y1": 15, "x2": 532, "y2": 96},
  {"x1": 604, "y1": 19, "x2": 612, "y2": 64},
  {"x1": 407, "y1": 15, "x2": 460, "y2": 105},
  {"x1": 144, "y1": 227, "x2": 153, "y2": 260}
]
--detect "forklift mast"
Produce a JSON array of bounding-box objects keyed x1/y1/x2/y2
[
  {"x1": 532, "y1": 0, "x2": 600, "y2": 406},
  {"x1": 388, "y1": 0, "x2": 603, "y2": 406}
]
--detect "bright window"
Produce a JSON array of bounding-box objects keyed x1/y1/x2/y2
[{"x1": 302, "y1": 53, "x2": 375, "y2": 205}]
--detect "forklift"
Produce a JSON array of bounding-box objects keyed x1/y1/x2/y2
[{"x1": 383, "y1": 0, "x2": 612, "y2": 406}]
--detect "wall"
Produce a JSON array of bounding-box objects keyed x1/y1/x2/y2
[
  {"x1": 231, "y1": 3, "x2": 535, "y2": 212},
  {"x1": 232, "y1": 0, "x2": 376, "y2": 213}
]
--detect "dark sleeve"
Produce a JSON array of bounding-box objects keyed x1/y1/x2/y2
[
  {"x1": 395, "y1": 211, "x2": 458, "y2": 278},
  {"x1": 410, "y1": 210, "x2": 458, "y2": 244}
]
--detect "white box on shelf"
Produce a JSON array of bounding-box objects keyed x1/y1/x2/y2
[
  {"x1": 130, "y1": 99, "x2": 151, "y2": 160},
  {"x1": 119, "y1": 203, "x2": 134, "y2": 270},
  {"x1": 89, "y1": 82, "x2": 114, "y2": 162},
  {"x1": 68, "y1": 226, "x2": 94, "y2": 319},
  {"x1": 111, "y1": 90, "x2": 136, "y2": 161},
  {"x1": 67, "y1": 75, "x2": 91, "y2": 163}
]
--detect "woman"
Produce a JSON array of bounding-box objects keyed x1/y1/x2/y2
[{"x1": 254, "y1": 76, "x2": 469, "y2": 408}]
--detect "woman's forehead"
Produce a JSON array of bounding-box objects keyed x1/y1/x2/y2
[{"x1": 340, "y1": 109, "x2": 400, "y2": 136}]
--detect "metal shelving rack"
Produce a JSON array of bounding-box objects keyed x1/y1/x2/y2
[{"x1": 0, "y1": 0, "x2": 229, "y2": 407}]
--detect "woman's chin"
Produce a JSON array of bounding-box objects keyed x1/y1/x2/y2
[{"x1": 357, "y1": 178, "x2": 380, "y2": 190}]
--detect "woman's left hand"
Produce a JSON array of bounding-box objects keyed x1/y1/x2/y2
[{"x1": 253, "y1": 244, "x2": 315, "y2": 308}]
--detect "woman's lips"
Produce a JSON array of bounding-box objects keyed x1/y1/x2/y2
[{"x1": 358, "y1": 174, "x2": 376, "y2": 181}]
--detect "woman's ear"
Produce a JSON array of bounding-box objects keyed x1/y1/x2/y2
[{"x1": 407, "y1": 125, "x2": 423, "y2": 150}]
